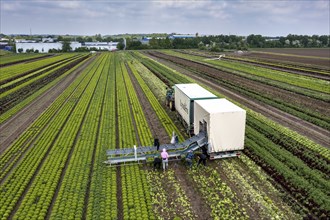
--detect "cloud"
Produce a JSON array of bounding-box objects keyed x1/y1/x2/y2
[
  {"x1": 57, "y1": 1, "x2": 81, "y2": 10},
  {"x1": 0, "y1": 0, "x2": 329, "y2": 35}
]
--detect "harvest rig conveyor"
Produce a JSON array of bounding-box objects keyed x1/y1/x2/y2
[{"x1": 104, "y1": 132, "x2": 207, "y2": 166}]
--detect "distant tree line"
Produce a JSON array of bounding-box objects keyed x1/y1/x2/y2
[
  {"x1": 58, "y1": 34, "x2": 123, "y2": 44},
  {"x1": 123, "y1": 34, "x2": 330, "y2": 51}
]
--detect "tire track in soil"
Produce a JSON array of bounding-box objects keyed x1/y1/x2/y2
[
  {"x1": 125, "y1": 63, "x2": 212, "y2": 219},
  {"x1": 143, "y1": 52, "x2": 330, "y2": 148},
  {"x1": 0, "y1": 55, "x2": 97, "y2": 155},
  {"x1": 9, "y1": 58, "x2": 101, "y2": 219},
  {"x1": 172, "y1": 163, "x2": 212, "y2": 220}
]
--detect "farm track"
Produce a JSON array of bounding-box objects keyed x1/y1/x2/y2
[
  {"x1": 144, "y1": 52, "x2": 330, "y2": 148},
  {"x1": 0, "y1": 55, "x2": 97, "y2": 155},
  {"x1": 126, "y1": 62, "x2": 213, "y2": 219},
  {"x1": 8, "y1": 54, "x2": 103, "y2": 219}
]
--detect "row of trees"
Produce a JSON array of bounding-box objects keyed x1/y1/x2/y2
[{"x1": 123, "y1": 34, "x2": 330, "y2": 51}]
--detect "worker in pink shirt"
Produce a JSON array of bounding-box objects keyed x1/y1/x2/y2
[{"x1": 161, "y1": 148, "x2": 169, "y2": 171}]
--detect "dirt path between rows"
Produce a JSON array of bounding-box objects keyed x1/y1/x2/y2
[
  {"x1": 125, "y1": 63, "x2": 168, "y2": 145},
  {"x1": 125, "y1": 63, "x2": 212, "y2": 219},
  {"x1": 144, "y1": 52, "x2": 330, "y2": 148},
  {"x1": 0, "y1": 55, "x2": 97, "y2": 155}
]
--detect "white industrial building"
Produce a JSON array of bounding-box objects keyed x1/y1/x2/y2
[
  {"x1": 83, "y1": 42, "x2": 118, "y2": 51},
  {"x1": 16, "y1": 42, "x2": 81, "y2": 53},
  {"x1": 15, "y1": 41, "x2": 118, "y2": 53}
]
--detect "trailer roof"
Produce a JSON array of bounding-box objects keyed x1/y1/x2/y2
[
  {"x1": 175, "y1": 84, "x2": 217, "y2": 99},
  {"x1": 195, "y1": 99, "x2": 245, "y2": 113}
]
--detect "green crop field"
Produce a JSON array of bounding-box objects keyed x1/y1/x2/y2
[{"x1": 0, "y1": 50, "x2": 329, "y2": 219}]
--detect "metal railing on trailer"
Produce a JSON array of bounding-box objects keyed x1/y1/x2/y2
[{"x1": 104, "y1": 132, "x2": 208, "y2": 166}]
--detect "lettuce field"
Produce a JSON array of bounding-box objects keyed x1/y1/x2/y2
[{"x1": 0, "y1": 49, "x2": 329, "y2": 220}]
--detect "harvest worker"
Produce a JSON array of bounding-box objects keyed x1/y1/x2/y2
[
  {"x1": 161, "y1": 148, "x2": 169, "y2": 171},
  {"x1": 185, "y1": 150, "x2": 194, "y2": 168},
  {"x1": 196, "y1": 152, "x2": 207, "y2": 166},
  {"x1": 154, "y1": 138, "x2": 160, "y2": 151},
  {"x1": 153, "y1": 156, "x2": 162, "y2": 170}
]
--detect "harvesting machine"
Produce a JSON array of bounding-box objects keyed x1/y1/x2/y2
[{"x1": 105, "y1": 83, "x2": 246, "y2": 166}]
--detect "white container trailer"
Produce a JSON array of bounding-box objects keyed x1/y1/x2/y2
[
  {"x1": 194, "y1": 99, "x2": 246, "y2": 159},
  {"x1": 174, "y1": 84, "x2": 217, "y2": 133}
]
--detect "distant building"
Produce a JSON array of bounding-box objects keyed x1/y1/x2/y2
[
  {"x1": 15, "y1": 41, "x2": 119, "y2": 53},
  {"x1": 140, "y1": 36, "x2": 166, "y2": 45},
  {"x1": 0, "y1": 42, "x2": 8, "y2": 50},
  {"x1": 168, "y1": 34, "x2": 195, "y2": 40},
  {"x1": 83, "y1": 42, "x2": 118, "y2": 51},
  {"x1": 42, "y1": 37, "x2": 55, "y2": 43},
  {"x1": 4, "y1": 46, "x2": 13, "y2": 51},
  {"x1": 16, "y1": 42, "x2": 81, "y2": 53},
  {"x1": 15, "y1": 39, "x2": 37, "y2": 43},
  {"x1": 141, "y1": 37, "x2": 152, "y2": 45}
]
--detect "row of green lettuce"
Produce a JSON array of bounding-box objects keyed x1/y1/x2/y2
[{"x1": 132, "y1": 51, "x2": 330, "y2": 217}]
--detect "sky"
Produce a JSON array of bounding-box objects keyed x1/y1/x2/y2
[{"x1": 1, "y1": 0, "x2": 329, "y2": 36}]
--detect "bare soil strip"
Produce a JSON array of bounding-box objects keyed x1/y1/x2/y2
[
  {"x1": 125, "y1": 63, "x2": 168, "y2": 145},
  {"x1": 144, "y1": 52, "x2": 330, "y2": 148},
  {"x1": 0, "y1": 55, "x2": 96, "y2": 155},
  {"x1": 172, "y1": 163, "x2": 212, "y2": 220}
]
